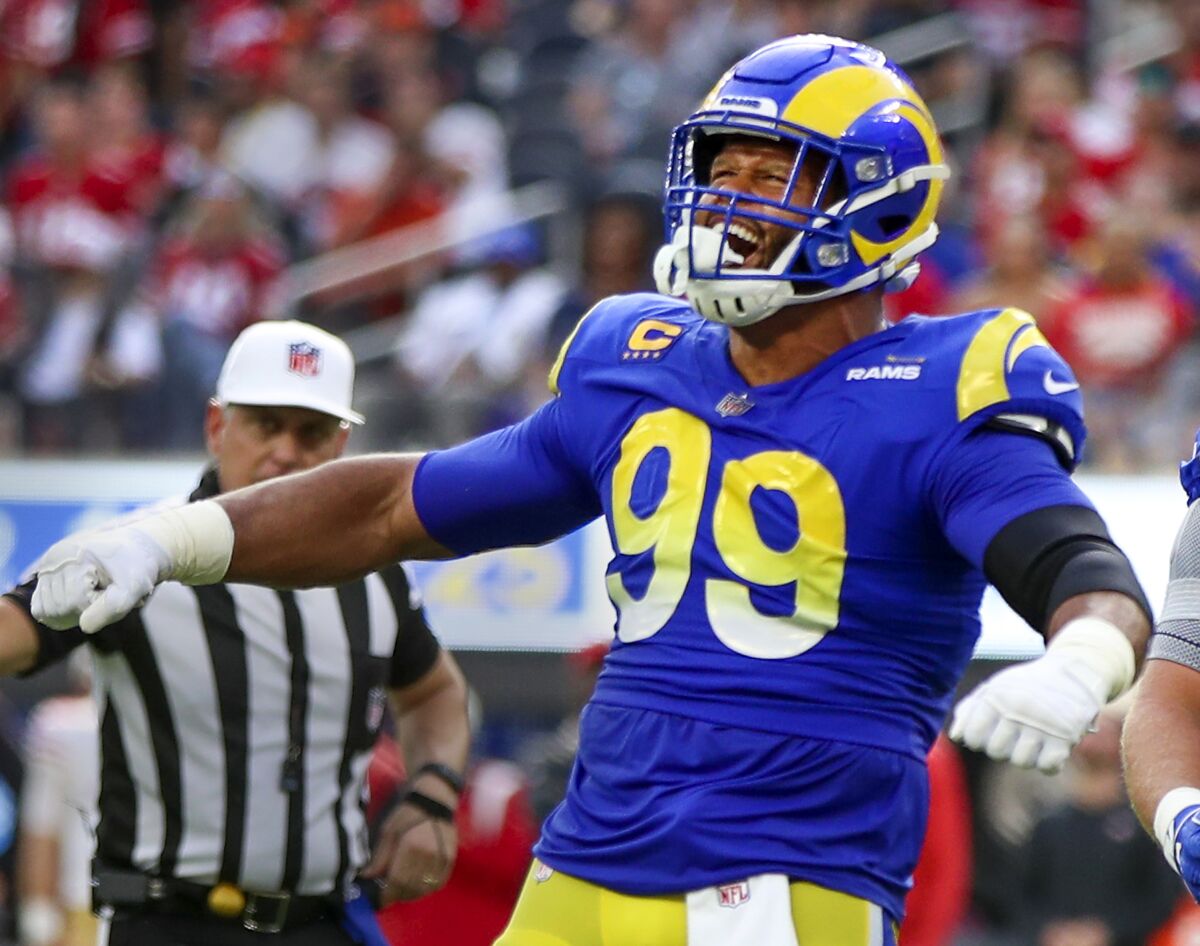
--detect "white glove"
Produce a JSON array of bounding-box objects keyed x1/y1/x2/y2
[
  {"x1": 31, "y1": 501, "x2": 235, "y2": 634},
  {"x1": 949, "y1": 617, "x2": 1135, "y2": 773},
  {"x1": 32, "y1": 525, "x2": 172, "y2": 633}
]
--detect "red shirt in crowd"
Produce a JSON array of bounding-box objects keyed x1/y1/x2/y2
[
  {"x1": 900, "y1": 736, "x2": 973, "y2": 946},
  {"x1": 93, "y1": 134, "x2": 167, "y2": 216},
  {"x1": 0, "y1": 0, "x2": 151, "y2": 70},
  {"x1": 6, "y1": 154, "x2": 143, "y2": 272},
  {"x1": 151, "y1": 236, "x2": 284, "y2": 338},
  {"x1": 1045, "y1": 277, "x2": 1193, "y2": 389}
]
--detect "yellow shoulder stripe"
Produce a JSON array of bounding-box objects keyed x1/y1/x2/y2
[
  {"x1": 547, "y1": 304, "x2": 601, "y2": 396},
  {"x1": 956, "y1": 308, "x2": 1050, "y2": 421}
]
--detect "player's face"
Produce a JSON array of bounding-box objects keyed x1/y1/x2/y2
[
  {"x1": 693, "y1": 135, "x2": 823, "y2": 271},
  {"x1": 205, "y1": 403, "x2": 349, "y2": 492}
]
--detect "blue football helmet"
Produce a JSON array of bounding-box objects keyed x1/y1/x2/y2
[{"x1": 653, "y1": 34, "x2": 951, "y2": 327}]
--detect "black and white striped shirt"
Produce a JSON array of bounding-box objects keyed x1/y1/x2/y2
[{"x1": 6, "y1": 469, "x2": 441, "y2": 896}]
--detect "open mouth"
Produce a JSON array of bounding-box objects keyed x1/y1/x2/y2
[{"x1": 725, "y1": 222, "x2": 760, "y2": 262}]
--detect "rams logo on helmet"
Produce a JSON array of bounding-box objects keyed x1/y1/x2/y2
[{"x1": 654, "y1": 34, "x2": 951, "y2": 327}]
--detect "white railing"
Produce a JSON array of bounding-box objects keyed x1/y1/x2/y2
[{"x1": 269, "y1": 180, "x2": 570, "y2": 318}]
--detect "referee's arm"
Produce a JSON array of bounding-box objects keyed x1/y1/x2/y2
[
  {"x1": 364, "y1": 646, "x2": 470, "y2": 902},
  {"x1": 391, "y1": 650, "x2": 470, "y2": 794},
  {"x1": 0, "y1": 598, "x2": 47, "y2": 676}
]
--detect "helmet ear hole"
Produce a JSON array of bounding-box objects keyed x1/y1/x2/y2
[{"x1": 878, "y1": 214, "x2": 912, "y2": 237}]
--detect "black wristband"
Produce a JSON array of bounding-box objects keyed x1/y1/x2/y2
[
  {"x1": 402, "y1": 789, "x2": 456, "y2": 822},
  {"x1": 415, "y1": 762, "x2": 465, "y2": 795}
]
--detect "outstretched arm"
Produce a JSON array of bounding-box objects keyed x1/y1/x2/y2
[
  {"x1": 32, "y1": 399, "x2": 601, "y2": 634},
  {"x1": 222, "y1": 454, "x2": 451, "y2": 587},
  {"x1": 30, "y1": 453, "x2": 447, "y2": 633}
]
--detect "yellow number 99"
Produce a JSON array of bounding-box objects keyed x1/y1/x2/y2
[
  {"x1": 607, "y1": 409, "x2": 711, "y2": 642},
  {"x1": 608, "y1": 408, "x2": 847, "y2": 658},
  {"x1": 709, "y1": 452, "x2": 846, "y2": 658}
]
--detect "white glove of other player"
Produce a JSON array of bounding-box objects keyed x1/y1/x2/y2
[
  {"x1": 31, "y1": 501, "x2": 235, "y2": 634},
  {"x1": 949, "y1": 616, "x2": 1135, "y2": 773}
]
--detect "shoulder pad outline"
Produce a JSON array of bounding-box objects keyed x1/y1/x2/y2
[{"x1": 956, "y1": 307, "x2": 1052, "y2": 422}]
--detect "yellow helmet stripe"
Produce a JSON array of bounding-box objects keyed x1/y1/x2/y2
[
  {"x1": 848, "y1": 99, "x2": 944, "y2": 265},
  {"x1": 780, "y1": 64, "x2": 928, "y2": 138},
  {"x1": 778, "y1": 65, "x2": 944, "y2": 267}
]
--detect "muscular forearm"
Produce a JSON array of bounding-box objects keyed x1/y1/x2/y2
[
  {"x1": 1123, "y1": 659, "x2": 1200, "y2": 832},
  {"x1": 1046, "y1": 590, "x2": 1151, "y2": 670},
  {"x1": 221, "y1": 454, "x2": 452, "y2": 587}
]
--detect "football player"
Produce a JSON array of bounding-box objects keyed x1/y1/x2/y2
[
  {"x1": 28, "y1": 35, "x2": 1151, "y2": 944},
  {"x1": 1124, "y1": 433, "x2": 1200, "y2": 903}
]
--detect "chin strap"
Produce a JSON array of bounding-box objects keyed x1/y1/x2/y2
[
  {"x1": 655, "y1": 222, "x2": 938, "y2": 326},
  {"x1": 883, "y1": 261, "x2": 921, "y2": 294}
]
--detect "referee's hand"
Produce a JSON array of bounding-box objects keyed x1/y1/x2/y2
[{"x1": 362, "y1": 802, "x2": 459, "y2": 903}]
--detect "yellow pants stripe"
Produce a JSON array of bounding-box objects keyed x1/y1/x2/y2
[{"x1": 493, "y1": 862, "x2": 890, "y2": 946}]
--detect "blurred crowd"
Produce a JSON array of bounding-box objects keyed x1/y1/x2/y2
[{"x1": 0, "y1": 0, "x2": 1198, "y2": 467}]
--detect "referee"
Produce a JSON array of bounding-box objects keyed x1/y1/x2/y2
[{"x1": 0, "y1": 321, "x2": 471, "y2": 945}]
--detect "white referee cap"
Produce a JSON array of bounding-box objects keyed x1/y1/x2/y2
[{"x1": 216, "y1": 320, "x2": 365, "y2": 425}]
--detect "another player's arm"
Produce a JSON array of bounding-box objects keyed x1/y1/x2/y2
[
  {"x1": 1124, "y1": 660, "x2": 1200, "y2": 833},
  {"x1": 1123, "y1": 496, "x2": 1200, "y2": 891}
]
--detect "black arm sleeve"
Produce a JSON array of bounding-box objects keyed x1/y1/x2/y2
[
  {"x1": 2, "y1": 579, "x2": 88, "y2": 675},
  {"x1": 982, "y1": 504, "x2": 1152, "y2": 632},
  {"x1": 380, "y1": 565, "x2": 442, "y2": 689}
]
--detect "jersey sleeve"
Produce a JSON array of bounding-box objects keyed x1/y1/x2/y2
[
  {"x1": 1149, "y1": 500, "x2": 1200, "y2": 669},
  {"x1": 412, "y1": 395, "x2": 602, "y2": 557},
  {"x1": 953, "y1": 308, "x2": 1086, "y2": 469},
  {"x1": 928, "y1": 426, "x2": 1097, "y2": 570}
]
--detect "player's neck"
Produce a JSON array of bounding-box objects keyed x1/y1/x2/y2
[{"x1": 727, "y1": 291, "x2": 886, "y2": 387}]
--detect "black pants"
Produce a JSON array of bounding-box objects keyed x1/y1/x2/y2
[{"x1": 104, "y1": 910, "x2": 358, "y2": 945}]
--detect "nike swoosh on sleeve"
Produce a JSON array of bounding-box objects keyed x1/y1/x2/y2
[{"x1": 1043, "y1": 370, "x2": 1080, "y2": 395}]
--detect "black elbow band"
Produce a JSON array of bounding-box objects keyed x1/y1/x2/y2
[{"x1": 983, "y1": 505, "x2": 1152, "y2": 631}]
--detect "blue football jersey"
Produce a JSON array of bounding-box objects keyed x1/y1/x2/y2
[{"x1": 413, "y1": 293, "x2": 1092, "y2": 918}]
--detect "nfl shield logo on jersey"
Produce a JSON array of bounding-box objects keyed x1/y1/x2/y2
[
  {"x1": 288, "y1": 342, "x2": 322, "y2": 377},
  {"x1": 366, "y1": 687, "x2": 386, "y2": 733},
  {"x1": 717, "y1": 881, "x2": 751, "y2": 908},
  {"x1": 715, "y1": 393, "x2": 754, "y2": 417}
]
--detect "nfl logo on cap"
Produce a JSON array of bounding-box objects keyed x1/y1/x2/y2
[
  {"x1": 288, "y1": 342, "x2": 322, "y2": 377},
  {"x1": 216, "y1": 320, "x2": 365, "y2": 425}
]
